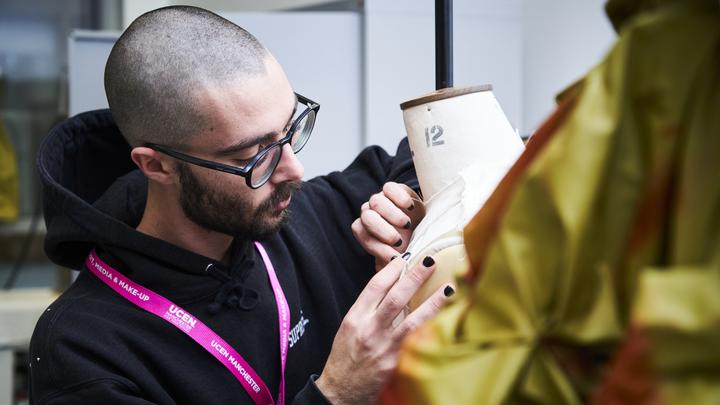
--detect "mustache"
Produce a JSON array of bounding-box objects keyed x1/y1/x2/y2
[{"x1": 263, "y1": 181, "x2": 302, "y2": 209}]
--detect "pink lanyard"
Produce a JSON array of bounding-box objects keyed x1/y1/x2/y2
[{"x1": 85, "y1": 242, "x2": 290, "y2": 405}]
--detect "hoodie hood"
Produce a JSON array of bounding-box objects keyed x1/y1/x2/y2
[
  {"x1": 38, "y1": 109, "x2": 137, "y2": 269},
  {"x1": 37, "y1": 108, "x2": 245, "y2": 279}
]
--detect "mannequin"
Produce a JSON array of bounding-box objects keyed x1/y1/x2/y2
[{"x1": 399, "y1": 85, "x2": 524, "y2": 311}]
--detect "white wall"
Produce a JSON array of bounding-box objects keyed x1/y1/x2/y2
[
  {"x1": 521, "y1": 0, "x2": 615, "y2": 134},
  {"x1": 122, "y1": 0, "x2": 170, "y2": 28},
  {"x1": 364, "y1": 0, "x2": 523, "y2": 152},
  {"x1": 121, "y1": 0, "x2": 339, "y2": 27}
]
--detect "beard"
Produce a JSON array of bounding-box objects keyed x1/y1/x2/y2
[{"x1": 177, "y1": 163, "x2": 301, "y2": 239}]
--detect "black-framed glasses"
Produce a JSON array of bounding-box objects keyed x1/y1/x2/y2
[{"x1": 146, "y1": 93, "x2": 319, "y2": 189}]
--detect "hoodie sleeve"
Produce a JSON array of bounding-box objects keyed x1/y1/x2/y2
[
  {"x1": 300, "y1": 137, "x2": 417, "y2": 236},
  {"x1": 309, "y1": 137, "x2": 419, "y2": 214},
  {"x1": 293, "y1": 137, "x2": 418, "y2": 274},
  {"x1": 291, "y1": 375, "x2": 333, "y2": 405}
]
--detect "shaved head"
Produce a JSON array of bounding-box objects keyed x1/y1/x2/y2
[{"x1": 104, "y1": 6, "x2": 269, "y2": 147}]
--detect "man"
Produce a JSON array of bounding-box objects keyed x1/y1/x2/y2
[{"x1": 30, "y1": 6, "x2": 452, "y2": 404}]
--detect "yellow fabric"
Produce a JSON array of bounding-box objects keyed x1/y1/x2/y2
[
  {"x1": 383, "y1": 1, "x2": 720, "y2": 403},
  {"x1": 0, "y1": 116, "x2": 19, "y2": 222}
]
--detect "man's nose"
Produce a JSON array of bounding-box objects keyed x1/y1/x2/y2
[{"x1": 270, "y1": 143, "x2": 304, "y2": 184}]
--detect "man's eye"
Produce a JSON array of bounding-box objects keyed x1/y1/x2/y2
[{"x1": 233, "y1": 146, "x2": 262, "y2": 164}]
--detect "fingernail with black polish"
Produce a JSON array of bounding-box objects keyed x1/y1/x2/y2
[
  {"x1": 422, "y1": 256, "x2": 435, "y2": 267},
  {"x1": 390, "y1": 255, "x2": 398, "y2": 261},
  {"x1": 403, "y1": 221, "x2": 412, "y2": 230},
  {"x1": 401, "y1": 252, "x2": 411, "y2": 261},
  {"x1": 444, "y1": 285, "x2": 455, "y2": 297},
  {"x1": 394, "y1": 239, "x2": 403, "y2": 247}
]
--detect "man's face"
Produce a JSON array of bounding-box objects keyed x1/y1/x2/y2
[{"x1": 175, "y1": 56, "x2": 304, "y2": 238}]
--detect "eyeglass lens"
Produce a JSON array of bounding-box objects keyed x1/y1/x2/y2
[
  {"x1": 250, "y1": 109, "x2": 317, "y2": 187},
  {"x1": 290, "y1": 110, "x2": 316, "y2": 153},
  {"x1": 250, "y1": 146, "x2": 283, "y2": 187}
]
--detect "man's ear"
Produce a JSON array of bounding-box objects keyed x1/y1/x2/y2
[{"x1": 130, "y1": 147, "x2": 177, "y2": 185}]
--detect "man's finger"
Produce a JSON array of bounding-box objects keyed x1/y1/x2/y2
[
  {"x1": 368, "y1": 192, "x2": 412, "y2": 230},
  {"x1": 351, "y1": 257, "x2": 406, "y2": 314},
  {"x1": 351, "y1": 219, "x2": 400, "y2": 264},
  {"x1": 360, "y1": 209, "x2": 403, "y2": 247},
  {"x1": 392, "y1": 283, "x2": 453, "y2": 342},
  {"x1": 382, "y1": 182, "x2": 418, "y2": 212},
  {"x1": 382, "y1": 182, "x2": 426, "y2": 225},
  {"x1": 374, "y1": 256, "x2": 436, "y2": 326}
]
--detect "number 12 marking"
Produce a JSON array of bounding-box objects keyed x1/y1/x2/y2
[{"x1": 425, "y1": 125, "x2": 445, "y2": 147}]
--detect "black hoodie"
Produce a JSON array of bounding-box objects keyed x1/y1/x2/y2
[{"x1": 29, "y1": 109, "x2": 418, "y2": 404}]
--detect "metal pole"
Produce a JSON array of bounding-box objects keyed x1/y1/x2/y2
[{"x1": 435, "y1": 0, "x2": 453, "y2": 90}]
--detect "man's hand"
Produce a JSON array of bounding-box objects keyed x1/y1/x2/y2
[
  {"x1": 352, "y1": 182, "x2": 424, "y2": 270},
  {"x1": 315, "y1": 255, "x2": 453, "y2": 405}
]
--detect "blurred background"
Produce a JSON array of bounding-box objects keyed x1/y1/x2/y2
[{"x1": 0, "y1": 0, "x2": 614, "y2": 403}]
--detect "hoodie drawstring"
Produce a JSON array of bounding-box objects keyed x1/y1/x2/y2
[
  {"x1": 207, "y1": 279, "x2": 260, "y2": 314},
  {"x1": 205, "y1": 262, "x2": 260, "y2": 314}
]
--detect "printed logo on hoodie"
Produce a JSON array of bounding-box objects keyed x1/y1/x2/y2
[{"x1": 289, "y1": 310, "x2": 310, "y2": 349}]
